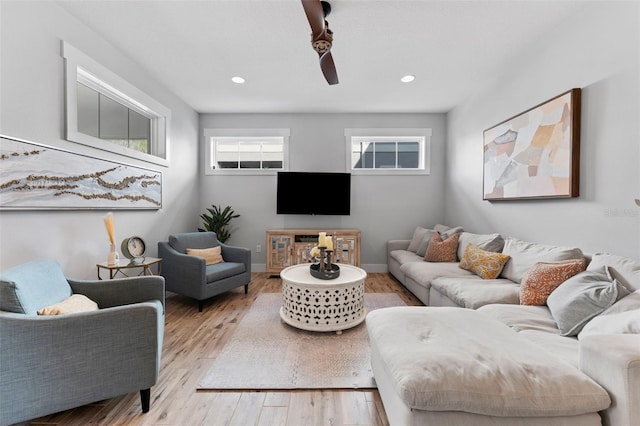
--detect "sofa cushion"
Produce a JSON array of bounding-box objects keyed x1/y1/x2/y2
[
  {"x1": 424, "y1": 232, "x2": 459, "y2": 262},
  {"x1": 519, "y1": 259, "x2": 586, "y2": 305},
  {"x1": 457, "y1": 232, "x2": 505, "y2": 261},
  {"x1": 0, "y1": 259, "x2": 72, "y2": 315},
  {"x1": 478, "y1": 304, "x2": 580, "y2": 367},
  {"x1": 431, "y1": 276, "x2": 520, "y2": 308},
  {"x1": 500, "y1": 238, "x2": 584, "y2": 284},
  {"x1": 205, "y1": 262, "x2": 246, "y2": 282},
  {"x1": 366, "y1": 307, "x2": 610, "y2": 417},
  {"x1": 399, "y1": 261, "x2": 474, "y2": 289},
  {"x1": 586, "y1": 253, "x2": 640, "y2": 291},
  {"x1": 547, "y1": 269, "x2": 631, "y2": 336},
  {"x1": 459, "y1": 244, "x2": 511, "y2": 279},
  {"x1": 169, "y1": 232, "x2": 219, "y2": 254},
  {"x1": 389, "y1": 249, "x2": 423, "y2": 265},
  {"x1": 579, "y1": 310, "x2": 640, "y2": 338},
  {"x1": 478, "y1": 304, "x2": 560, "y2": 334}
]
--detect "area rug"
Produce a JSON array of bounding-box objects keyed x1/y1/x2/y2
[{"x1": 198, "y1": 292, "x2": 406, "y2": 390}]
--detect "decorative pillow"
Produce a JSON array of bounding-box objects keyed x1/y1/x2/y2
[
  {"x1": 500, "y1": 238, "x2": 584, "y2": 284},
  {"x1": 547, "y1": 269, "x2": 631, "y2": 336},
  {"x1": 186, "y1": 246, "x2": 224, "y2": 265},
  {"x1": 37, "y1": 294, "x2": 98, "y2": 316},
  {"x1": 440, "y1": 226, "x2": 464, "y2": 240},
  {"x1": 424, "y1": 233, "x2": 459, "y2": 263},
  {"x1": 579, "y1": 310, "x2": 640, "y2": 338},
  {"x1": 0, "y1": 259, "x2": 72, "y2": 315},
  {"x1": 459, "y1": 244, "x2": 511, "y2": 279},
  {"x1": 519, "y1": 259, "x2": 586, "y2": 306},
  {"x1": 415, "y1": 229, "x2": 437, "y2": 257},
  {"x1": 433, "y1": 224, "x2": 451, "y2": 233},
  {"x1": 457, "y1": 232, "x2": 505, "y2": 262},
  {"x1": 587, "y1": 253, "x2": 640, "y2": 291},
  {"x1": 407, "y1": 226, "x2": 432, "y2": 253}
]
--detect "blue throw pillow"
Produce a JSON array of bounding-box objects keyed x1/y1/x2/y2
[{"x1": 0, "y1": 259, "x2": 72, "y2": 315}]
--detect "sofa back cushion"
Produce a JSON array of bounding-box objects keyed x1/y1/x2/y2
[
  {"x1": 500, "y1": 237, "x2": 584, "y2": 283},
  {"x1": 169, "y1": 232, "x2": 219, "y2": 254},
  {"x1": 0, "y1": 259, "x2": 72, "y2": 315}
]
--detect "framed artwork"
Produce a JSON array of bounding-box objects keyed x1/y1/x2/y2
[
  {"x1": 483, "y1": 88, "x2": 581, "y2": 201},
  {"x1": 0, "y1": 134, "x2": 162, "y2": 210}
]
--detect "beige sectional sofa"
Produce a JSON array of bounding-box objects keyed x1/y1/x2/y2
[{"x1": 369, "y1": 225, "x2": 640, "y2": 426}]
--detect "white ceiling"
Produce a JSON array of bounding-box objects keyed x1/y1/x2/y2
[{"x1": 57, "y1": 0, "x2": 584, "y2": 114}]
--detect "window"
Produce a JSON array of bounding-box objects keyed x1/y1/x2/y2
[
  {"x1": 63, "y1": 41, "x2": 171, "y2": 167},
  {"x1": 204, "y1": 128, "x2": 290, "y2": 175},
  {"x1": 345, "y1": 128, "x2": 431, "y2": 175}
]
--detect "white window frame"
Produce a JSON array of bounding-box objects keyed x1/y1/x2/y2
[
  {"x1": 345, "y1": 128, "x2": 431, "y2": 175},
  {"x1": 204, "y1": 128, "x2": 290, "y2": 175},
  {"x1": 62, "y1": 41, "x2": 171, "y2": 167}
]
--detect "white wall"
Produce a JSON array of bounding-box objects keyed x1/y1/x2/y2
[
  {"x1": 199, "y1": 113, "x2": 446, "y2": 270},
  {"x1": 0, "y1": 2, "x2": 200, "y2": 278},
  {"x1": 446, "y1": 2, "x2": 640, "y2": 258}
]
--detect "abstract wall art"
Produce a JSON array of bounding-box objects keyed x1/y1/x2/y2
[
  {"x1": 0, "y1": 135, "x2": 162, "y2": 210},
  {"x1": 483, "y1": 89, "x2": 581, "y2": 201}
]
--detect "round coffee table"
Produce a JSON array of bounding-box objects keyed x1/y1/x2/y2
[{"x1": 280, "y1": 263, "x2": 367, "y2": 333}]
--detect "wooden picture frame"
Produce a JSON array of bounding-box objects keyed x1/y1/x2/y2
[
  {"x1": 483, "y1": 88, "x2": 581, "y2": 201},
  {"x1": 0, "y1": 134, "x2": 162, "y2": 210}
]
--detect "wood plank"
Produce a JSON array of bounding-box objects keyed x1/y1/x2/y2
[
  {"x1": 228, "y1": 392, "x2": 266, "y2": 426},
  {"x1": 25, "y1": 273, "x2": 418, "y2": 425}
]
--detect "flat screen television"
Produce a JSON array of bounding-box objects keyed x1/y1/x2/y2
[{"x1": 277, "y1": 172, "x2": 351, "y2": 215}]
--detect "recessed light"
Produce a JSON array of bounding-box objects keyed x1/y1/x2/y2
[
  {"x1": 400, "y1": 75, "x2": 415, "y2": 83},
  {"x1": 231, "y1": 76, "x2": 246, "y2": 84}
]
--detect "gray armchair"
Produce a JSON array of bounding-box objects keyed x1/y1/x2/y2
[
  {"x1": 158, "y1": 232, "x2": 251, "y2": 312},
  {"x1": 0, "y1": 259, "x2": 164, "y2": 426}
]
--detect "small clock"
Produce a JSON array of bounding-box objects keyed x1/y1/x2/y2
[{"x1": 121, "y1": 236, "x2": 146, "y2": 262}]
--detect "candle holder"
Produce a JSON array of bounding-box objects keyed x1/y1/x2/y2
[{"x1": 310, "y1": 246, "x2": 340, "y2": 280}]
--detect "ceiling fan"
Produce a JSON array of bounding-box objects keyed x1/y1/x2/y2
[{"x1": 301, "y1": 0, "x2": 339, "y2": 85}]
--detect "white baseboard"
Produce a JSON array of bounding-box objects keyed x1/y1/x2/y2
[
  {"x1": 252, "y1": 263, "x2": 267, "y2": 273},
  {"x1": 361, "y1": 264, "x2": 388, "y2": 273}
]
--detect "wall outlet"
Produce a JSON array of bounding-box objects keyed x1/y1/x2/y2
[{"x1": 256, "y1": 244, "x2": 261, "y2": 253}]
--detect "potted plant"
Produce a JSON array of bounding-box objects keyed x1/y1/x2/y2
[{"x1": 198, "y1": 205, "x2": 240, "y2": 243}]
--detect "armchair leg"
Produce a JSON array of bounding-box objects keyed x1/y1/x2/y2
[
  {"x1": 244, "y1": 284, "x2": 248, "y2": 294},
  {"x1": 198, "y1": 300, "x2": 204, "y2": 312},
  {"x1": 140, "y1": 388, "x2": 151, "y2": 413}
]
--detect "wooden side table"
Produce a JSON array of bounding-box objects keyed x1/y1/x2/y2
[{"x1": 97, "y1": 257, "x2": 163, "y2": 280}]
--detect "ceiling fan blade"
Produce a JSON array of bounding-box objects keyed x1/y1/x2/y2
[
  {"x1": 319, "y1": 51, "x2": 339, "y2": 85},
  {"x1": 301, "y1": 0, "x2": 325, "y2": 37}
]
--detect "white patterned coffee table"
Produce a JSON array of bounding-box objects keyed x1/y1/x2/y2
[{"x1": 280, "y1": 263, "x2": 367, "y2": 333}]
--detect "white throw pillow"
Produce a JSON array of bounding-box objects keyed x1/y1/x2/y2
[
  {"x1": 587, "y1": 253, "x2": 640, "y2": 292},
  {"x1": 407, "y1": 227, "x2": 432, "y2": 253},
  {"x1": 547, "y1": 269, "x2": 631, "y2": 336},
  {"x1": 37, "y1": 294, "x2": 98, "y2": 316}
]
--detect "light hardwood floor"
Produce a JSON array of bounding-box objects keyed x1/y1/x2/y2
[{"x1": 28, "y1": 273, "x2": 421, "y2": 426}]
